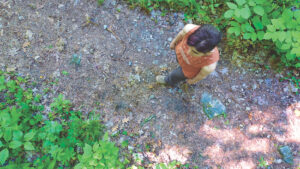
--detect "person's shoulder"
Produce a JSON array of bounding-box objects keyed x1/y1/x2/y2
[{"x1": 182, "y1": 24, "x2": 199, "y2": 34}]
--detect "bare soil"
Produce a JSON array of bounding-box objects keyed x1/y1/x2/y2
[{"x1": 0, "y1": 0, "x2": 299, "y2": 168}]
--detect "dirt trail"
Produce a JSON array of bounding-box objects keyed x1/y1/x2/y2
[{"x1": 0, "y1": 0, "x2": 299, "y2": 168}]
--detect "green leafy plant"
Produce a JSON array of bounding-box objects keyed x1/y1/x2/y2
[
  {"x1": 62, "y1": 70, "x2": 69, "y2": 76},
  {"x1": 98, "y1": 0, "x2": 105, "y2": 6},
  {"x1": 0, "y1": 71, "x2": 124, "y2": 168},
  {"x1": 258, "y1": 156, "x2": 268, "y2": 168},
  {"x1": 264, "y1": 8, "x2": 300, "y2": 68},
  {"x1": 75, "y1": 133, "x2": 127, "y2": 169},
  {"x1": 224, "y1": 0, "x2": 300, "y2": 67},
  {"x1": 154, "y1": 161, "x2": 181, "y2": 169},
  {"x1": 125, "y1": 0, "x2": 226, "y2": 24}
]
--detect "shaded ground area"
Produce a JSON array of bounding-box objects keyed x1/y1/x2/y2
[{"x1": 0, "y1": 0, "x2": 299, "y2": 168}]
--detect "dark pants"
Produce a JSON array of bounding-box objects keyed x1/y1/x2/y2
[{"x1": 165, "y1": 67, "x2": 187, "y2": 86}]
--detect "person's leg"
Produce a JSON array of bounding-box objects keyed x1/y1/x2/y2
[{"x1": 165, "y1": 67, "x2": 187, "y2": 86}]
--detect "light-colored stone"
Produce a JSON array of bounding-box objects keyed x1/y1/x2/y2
[{"x1": 26, "y1": 30, "x2": 34, "y2": 41}]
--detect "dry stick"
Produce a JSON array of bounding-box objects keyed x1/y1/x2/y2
[
  {"x1": 81, "y1": 17, "x2": 126, "y2": 56},
  {"x1": 106, "y1": 26, "x2": 126, "y2": 56}
]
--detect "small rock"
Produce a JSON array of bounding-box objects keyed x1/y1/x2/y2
[
  {"x1": 274, "y1": 159, "x2": 282, "y2": 164},
  {"x1": 58, "y1": 4, "x2": 64, "y2": 8},
  {"x1": 52, "y1": 70, "x2": 61, "y2": 78},
  {"x1": 265, "y1": 78, "x2": 272, "y2": 86},
  {"x1": 167, "y1": 37, "x2": 172, "y2": 42},
  {"x1": 290, "y1": 83, "x2": 298, "y2": 93},
  {"x1": 110, "y1": 0, "x2": 116, "y2": 6},
  {"x1": 115, "y1": 14, "x2": 120, "y2": 20},
  {"x1": 34, "y1": 56, "x2": 40, "y2": 61},
  {"x1": 283, "y1": 86, "x2": 289, "y2": 93},
  {"x1": 162, "y1": 50, "x2": 168, "y2": 57},
  {"x1": 177, "y1": 21, "x2": 184, "y2": 29},
  {"x1": 174, "y1": 13, "x2": 178, "y2": 18},
  {"x1": 9, "y1": 48, "x2": 18, "y2": 56},
  {"x1": 72, "y1": 24, "x2": 78, "y2": 31},
  {"x1": 220, "y1": 67, "x2": 228, "y2": 75},
  {"x1": 159, "y1": 64, "x2": 167, "y2": 69},
  {"x1": 231, "y1": 85, "x2": 238, "y2": 92},
  {"x1": 246, "y1": 107, "x2": 251, "y2": 111},
  {"x1": 105, "y1": 121, "x2": 114, "y2": 128},
  {"x1": 256, "y1": 96, "x2": 268, "y2": 106},
  {"x1": 103, "y1": 25, "x2": 108, "y2": 30},
  {"x1": 138, "y1": 130, "x2": 144, "y2": 136},
  {"x1": 18, "y1": 16, "x2": 24, "y2": 20},
  {"x1": 152, "y1": 60, "x2": 159, "y2": 65},
  {"x1": 258, "y1": 79, "x2": 264, "y2": 85},
  {"x1": 25, "y1": 30, "x2": 34, "y2": 41},
  {"x1": 201, "y1": 92, "x2": 226, "y2": 119},
  {"x1": 278, "y1": 146, "x2": 294, "y2": 164},
  {"x1": 150, "y1": 10, "x2": 156, "y2": 18},
  {"x1": 134, "y1": 74, "x2": 141, "y2": 82},
  {"x1": 149, "y1": 95, "x2": 155, "y2": 100},
  {"x1": 209, "y1": 71, "x2": 219, "y2": 77},
  {"x1": 252, "y1": 84, "x2": 257, "y2": 90}
]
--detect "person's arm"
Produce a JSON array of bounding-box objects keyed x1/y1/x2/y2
[
  {"x1": 170, "y1": 24, "x2": 198, "y2": 49},
  {"x1": 187, "y1": 62, "x2": 217, "y2": 84}
]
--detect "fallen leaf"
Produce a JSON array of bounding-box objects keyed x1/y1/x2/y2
[
  {"x1": 122, "y1": 117, "x2": 130, "y2": 123},
  {"x1": 148, "y1": 84, "x2": 153, "y2": 89},
  {"x1": 158, "y1": 140, "x2": 162, "y2": 147},
  {"x1": 6, "y1": 67, "x2": 16, "y2": 72},
  {"x1": 248, "y1": 112, "x2": 253, "y2": 120},
  {"x1": 22, "y1": 41, "x2": 31, "y2": 48},
  {"x1": 112, "y1": 125, "x2": 118, "y2": 132},
  {"x1": 160, "y1": 67, "x2": 167, "y2": 71}
]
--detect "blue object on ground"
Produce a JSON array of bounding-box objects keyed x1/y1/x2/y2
[
  {"x1": 71, "y1": 54, "x2": 81, "y2": 66},
  {"x1": 201, "y1": 92, "x2": 226, "y2": 119},
  {"x1": 278, "y1": 146, "x2": 294, "y2": 164}
]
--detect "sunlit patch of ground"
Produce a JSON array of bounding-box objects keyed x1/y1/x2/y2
[
  {"x1": 224, "y1": 159, "x2": 256, "y2": 169},
  {"x1": 196, "y1": 103, "x2": 300, "y2": 168},
  {"x1": 145, "y1": 145, "x2": 192, "y2": 164},
  {"x1": 198, "y1": 118, "x2": 276, "y2": 168},
  {"x1": 274, "y1": 102, "x2": 300, "y2": 143}
]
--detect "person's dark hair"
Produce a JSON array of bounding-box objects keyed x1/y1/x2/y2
[{"x1": 187, "y1": 24, "x2": 222, "y2": 53}]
